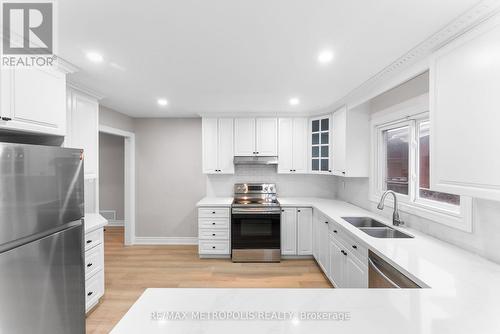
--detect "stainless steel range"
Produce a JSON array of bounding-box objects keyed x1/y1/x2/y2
[{"x1": 231, "y1": 183, "x2": 281, "y2": 262}]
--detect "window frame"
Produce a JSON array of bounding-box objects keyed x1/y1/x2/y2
[{"x1": 370, "y1": 95, "x2": 473, "y2": 232}]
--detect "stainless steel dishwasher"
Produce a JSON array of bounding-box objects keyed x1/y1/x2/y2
[{"x1": 368, "y1": 251, "x2": 421, "y2": 288}]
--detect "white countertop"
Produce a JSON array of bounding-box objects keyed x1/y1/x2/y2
[
  {"x1": 196, "y1": 197, "x2": 233, "y2": 207},
  {"x1": 112, "y1": 196, "x2": 500, "y2": 334},
  {"x1": 84, "y1": 213, "x2": 108, "y2": 233}
]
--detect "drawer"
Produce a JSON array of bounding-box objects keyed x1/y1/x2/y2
[
  {"x1": 85, "y1": 243, "x2": 103, "y2": 280},
  {"x1": 198, "y1": 208, "x2": 230, "y2": 218},
  {"x1": 85, "y1": 228, "x2": 103, "y2": 251},
  {"x1": 199, "y1": 229, "x2": 229, "y2": 240},
  {"x1": 199, "y1": 240, "x2": 230, "y2": 255},
  {"x1": 198, "y1": 218, "x2": 229, "y2": 229},
  {"x1": 85, "y1": 269, "x2": 104, "y2": 311},
  {"x1": 340, "y1": 233, "x2": 368, "y2": 263}
]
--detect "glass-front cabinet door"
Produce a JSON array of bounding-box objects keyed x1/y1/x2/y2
[{"x1": 310, "y1": 115, "x2": 331, "y2": 173}]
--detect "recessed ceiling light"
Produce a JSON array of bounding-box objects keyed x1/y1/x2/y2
[
  {"x1": 317, "y1": 50, "x2": 334, "y2": 64},
  {"x1": 86, "y1": 51, "x2": 103, "y2": 63},
  {"x1": 157, "y1": 98, "x2": 168, "y2": 107},
  {"x1": 289, "y1": 98, "x2": 300, "y2": 106}
]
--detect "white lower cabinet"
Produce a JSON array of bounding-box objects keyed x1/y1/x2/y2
[
  {"x1": 198, "y1": 207, "x2": 231, "y2": 257},
  {"x1": 312, "y1": 209, "x2": 368, "y2": 288},
  {"x1": 281, "y1": 207, "x2": 312, "y2": 256},
  {"x1": 84, "y1": 227, "x2": 105, "y2": 312}
]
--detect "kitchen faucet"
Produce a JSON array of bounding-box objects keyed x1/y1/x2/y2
[{"x1": 377, "y1": 190, "x2": 404, "y2": 226}]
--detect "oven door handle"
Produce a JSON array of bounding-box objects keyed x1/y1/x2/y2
[{"x1": 232, "y1": 209, "x2": 281, "y2": 215}]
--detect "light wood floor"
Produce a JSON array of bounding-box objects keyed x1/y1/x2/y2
[{"x1": 86, "y1": 226, "x2": 331, "y2": 333}]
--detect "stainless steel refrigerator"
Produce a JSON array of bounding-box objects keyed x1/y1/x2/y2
[{"x1": 0, "y1": 142, "x2": 85, "y2": 333}]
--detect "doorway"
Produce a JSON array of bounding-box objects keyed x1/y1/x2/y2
[{"x1": 98, "y1": 125, "x2": 136, "y2": 245}]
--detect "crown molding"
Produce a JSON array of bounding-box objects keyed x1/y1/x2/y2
[
  {"x1": 67, "y1": 80, "x2": 105, "y2": 100},
  {"x1": 325, "y1": 0, "x2": 500, "y2": 113},
  {"x1": 55, "y1": 56, "x2": 79, "y2": 74}
]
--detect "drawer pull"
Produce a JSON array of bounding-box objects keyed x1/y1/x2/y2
[
  {"x1": 87, "y1": 291, "x2": 93, "y2": 297},
  {"x1": 212, "y1": 222, "x2": 216, "y2": 225},
  {"x1": 87, "y1": 263, "x2": 93, "y2": 267},
  {"x1": 86, "y1": 240, "x2": 92, "y2": 244},
  {"x1": 212, "y1": 211, "x2": 216, "y2": 214},
  {"x1": 341, "y1": 250, "x2": 347, "y2": 256},
  {"x1": 212, "y1": 233, "x2": 216, "y2": 236},
  {"x1": 324, "y1": 221, "x2": 329, "y2": 224},
  {"x1": 333, "y1": 230, "x2": 337, "y2": 233},
  {"x1": 352, "y1": 245, "x2": 357, "y2": 249},
  {"x1": 212, "y1": 246, "x2": 216, "y2": 249}
]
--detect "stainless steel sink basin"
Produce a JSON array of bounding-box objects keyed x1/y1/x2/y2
[
  {"x1": 342, "y1": 216, "x2": 387, "y2": 228},
  {"x1": 360, "y1": 227, "x2": 413, "y2": 239}
]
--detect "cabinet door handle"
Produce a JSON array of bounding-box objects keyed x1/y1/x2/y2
[
  {"x1": 324, "y1": 221, "x2": 328, "y2": 224},
  {"x1": 212, "y1": 222, "x2": 216, "y2": 225},
  {"x1": 212, "y1": 246, "x2": 216, "y2": 249},
  {"x1": 333, "y1": 230, "x2": 337, "y2": 233},
  {"x1": 352, "y1": 245, "x2": 357, "y2": 249},
  {"x1": 87, "y1": 291, "x2": 93, "y2": 297},
  {"x1": 297, "y1": 209, "x2": 301, "y2": 212},
  {"x1": 212, "y1": 211, "x2": 216, "y2": 214},
  {"x1": 341, "y1": 250, "x2": 347, "y2": 256},
  {"x1": 212, "y1": 233, "x2": 216, "y2": 236},
  {"x1": 87, "y1": 263, "x2": 93, "y2": 267},
  {"x1": 86, "y1": 240, "x2": 92, "y2": 244},
  {"x1": 1, "y1": 117, "x2": 12, "y2": 121},
  {"x1": 342, "y1": 171, "x2": 346, "y2": 175}
]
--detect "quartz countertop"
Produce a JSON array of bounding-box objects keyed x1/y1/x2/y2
[
  {"x1": 111, "y1": 196, "x2": 500, "y2": 334},
  {"x1": 84, "y1": 213, "x2": 108, "y2": 233},
  {"x1": 196, "y1": 197, "x2": 233, "y2": 207}
]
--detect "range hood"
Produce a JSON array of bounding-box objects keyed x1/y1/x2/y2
[{"x1": 233, "y1": 156, "x2": 278, "y2": 165}]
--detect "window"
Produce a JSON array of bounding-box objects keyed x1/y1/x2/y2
[
  {"x1": 311, "y1": 116, "x2": 330, "y2": 172},
  {"x1": 372, "y1": 111, "x2": 471, "y2": 231}
]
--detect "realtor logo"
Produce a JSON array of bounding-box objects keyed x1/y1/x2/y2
[{"x1": 1, "y1": 0, "x2": 55, "y2": 67}]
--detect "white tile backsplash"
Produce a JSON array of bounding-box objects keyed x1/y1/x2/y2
[{"x1": 206, "y1": 165, "x2": 336, "y2": 198}]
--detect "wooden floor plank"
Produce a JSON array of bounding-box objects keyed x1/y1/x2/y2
[{"x1": 86, "y1": 226, "x2": 331, "y2": 333}]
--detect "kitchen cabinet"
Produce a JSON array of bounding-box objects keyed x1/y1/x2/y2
[
  {"x1": 278, "y1": 118, "x2": 308, "y2": 173},
  {"x1": 331, "y1": 105, "x2": 370, "y2": 177},
  {"x1": 281, "y1": 208, "x2": 297, "y2": 255},
  {"x1": 66, "y1": 88, "x2": 99, "y2": 178},
  {"x1": 327, "y1": 223, "x2": 368, "y2": 288},
  {"x1": 297, "y1": 208, "x2": 312, "y2": 255},
  {"x1": 281, "y1": 207, "x2": 312, "y2": 256},
  {"x1": 0, "y1": 67, "x2": 67, "y2": 135},
  {"x1": 198, "y1": 207, "x2": 231, "y2": 257},
  {"x1": 310, "y1": 115, "x2": 331, "y2": 173},
  {"x1": 234, "y1": 117, "x2": 277, "y2": 156},
  {"x1": 430, "y1": 18, "x2": 500, "y2": 201},
  {"x1": 312, "y1": 210, "x2": 320, "y2": 260},
  {"x1": 84, "y1": 225, "x2": 105, "y2": 312},
  {"x1": 317, "y1": 214, "x2": 330, "y2": 275},
  {"x1": 202, "y1": 118, "x2": 234, "y2": 174}
]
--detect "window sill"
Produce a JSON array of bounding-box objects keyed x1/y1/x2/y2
[{"x1": 369, "y1": 194, "x2": 473, "y2": 232}]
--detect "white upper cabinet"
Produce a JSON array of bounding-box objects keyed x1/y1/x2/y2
[
  {"x1": 234, "y1": 117, "x2": 277, "y2": 156},
  {"x1": 310, "y1": 115, "x2": 331, "y2": 174},
  {"x1": 255, "y1": 118, "x2": 277, "y2": 156},
  {"x1": 202, "y1": 117, "x2": 234, "y2": 174},
  {"x1": 66, "y1": 89, "x2": 99, "y2": 178},
  {"x1": 430, "y1": 18, "x2": 500, "y2": 201},
  {"x1": 278, "y1": 118, "x2": 308, "y2": 173},
  {"x1": 0, "y1": 67, "x2": 67, "y2": 135},
  {"x1": 234, "y1": 118, "x2": 255, "y2": 156},
  {"x1": 331, "y1": 105, "x2": 370, "y2": 177}
]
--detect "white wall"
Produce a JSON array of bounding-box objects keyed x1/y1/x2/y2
[
  {"x1": 134, "y1": 118, "x2": 206, "y2": 238},
  {"x1": 99, "y1": 132, "x2": 125, "y2": 220},
  {"x1": 99, "y1": 105, "x2": 135, "y2": 132},
  {"x1": 335, "y1": 73, "x2": 500, "y2": 264},
  {"x1": 207, "y1": 165, "x2": 336, "y2": 198}
]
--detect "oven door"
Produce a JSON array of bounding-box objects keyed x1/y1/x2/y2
[{"x1": 231, "y1": 212, "x2": 280, "y2": 262}]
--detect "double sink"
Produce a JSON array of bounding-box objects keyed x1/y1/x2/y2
[{"x1": 341, "y1": 217, "x2": 413, "y2": 239}]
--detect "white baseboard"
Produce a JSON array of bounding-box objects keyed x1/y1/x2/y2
[
  {"x1": 134, "y1": 237, "x2": 198, "y2": 245},
  {"x1": 107, "y1": 220, "x2": 124, "y2": 227}
]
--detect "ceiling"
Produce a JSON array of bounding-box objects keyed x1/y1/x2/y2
[{"x1": 59, "y1": 0, "x2": 480, "y2": 117}]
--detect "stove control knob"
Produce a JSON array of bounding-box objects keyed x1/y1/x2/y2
[{"x1": 264, "y1": 186, "x2": 268, "y2": 191}]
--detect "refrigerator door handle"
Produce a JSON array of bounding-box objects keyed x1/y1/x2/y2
[{"x1": 0, "y1": 219, "x2": 83, "y2": 254}]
